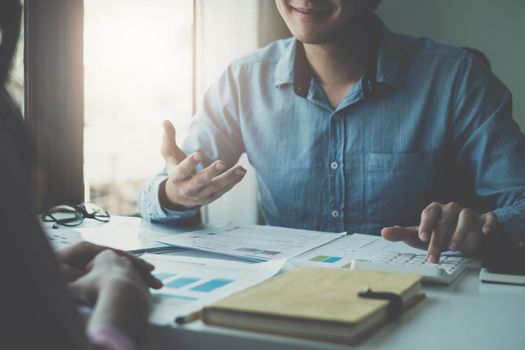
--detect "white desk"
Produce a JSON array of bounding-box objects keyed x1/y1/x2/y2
[
  {"x1": 51, "y1": 217, "x2": 525, "y2": 350},
  {"x1": 141, "y1": 268, "x2": 525, "y2": 350}
]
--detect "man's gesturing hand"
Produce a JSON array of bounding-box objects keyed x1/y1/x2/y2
[
  {"x1": 381, "y1": 202, "x2": 502, "y2": 263},
  {"x1": 160, "y1": 120, "x2": 246, "y2": 210}
]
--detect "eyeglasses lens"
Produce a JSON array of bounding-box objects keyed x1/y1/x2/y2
[
  {"x1": 83, "y1": 202, "x2": 110, "y2": 221},
  {"x1": 47, "y1": 205, "x2": 83, "y2": 226}
]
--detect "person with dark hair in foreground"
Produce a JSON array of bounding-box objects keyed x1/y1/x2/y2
[
  {"x1": 0, "y1": 1, "x2": 161, "y2": 349},
  {"x1": 140, "y1": 0, "x2": 525, "y2": 263}
]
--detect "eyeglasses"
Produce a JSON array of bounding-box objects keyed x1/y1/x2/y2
[{"x1": 42, "y1": 202, "x2": 110, "y2": 229}]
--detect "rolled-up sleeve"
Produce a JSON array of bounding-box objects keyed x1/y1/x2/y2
[{"x1": 137, "y1": 169, "x2": 197, "y2": 223}]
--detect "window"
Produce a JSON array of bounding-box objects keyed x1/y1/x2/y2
[{"x1": 83, "y1": 0, "x2": 194, "y2": 215}]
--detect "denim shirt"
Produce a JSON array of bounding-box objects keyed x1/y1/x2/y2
[{"x1": 139, "y1": 22, "x2": 525, "y2": 245}]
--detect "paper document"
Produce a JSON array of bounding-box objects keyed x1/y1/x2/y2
[
  {"x1": 286, "y1": 233, "x2": 463, "y2": 270},
  {"x1": 42, "y1": 216, "x2": 168, "y2": 252},
  {"x1": 43, "y1": 226, "x2": 84, "y2": 249},
  {"x1": 143, "y1": 253, "x2": 285, "y2": 325},
  {"x1": 156, "y1": 224, "x2": 346, "y2": 261}
]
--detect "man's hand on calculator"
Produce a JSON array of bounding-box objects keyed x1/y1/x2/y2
[{"x1": 381, "y1": 202, "x2": 502, "y2": 263}]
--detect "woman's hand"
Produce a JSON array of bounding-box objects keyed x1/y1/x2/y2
[
  {"x1": 56, "y1": 241, "x2": 162, "y2": 289},
  {"x1": 68, "y1": 249, "x2": 155, "y2": 341}
]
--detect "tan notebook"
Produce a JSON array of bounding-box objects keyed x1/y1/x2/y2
[{"x1": 202, "y1": 268, "x2": 424, "y2": 345}]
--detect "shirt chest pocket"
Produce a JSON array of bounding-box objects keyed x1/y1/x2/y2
[{"x1": 365, "y1": 152, "x2": 438, "y2": 226}]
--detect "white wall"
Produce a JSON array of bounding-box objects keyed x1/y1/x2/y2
[
  {"x1": 194, "y1": 0, "x2": 291, "y2": 225},
  {"x1": 377, "y1": 0, "x2": 525, "y2": 131},
  {"x1": 195, "y1": 0, "x2": 260, "y2": 225}
]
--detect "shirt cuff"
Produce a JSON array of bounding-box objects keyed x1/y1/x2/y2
[
  {"x1": 141, "y1": 175, "x2": 198, "y2": 223},
  {"x1": 493, "y1": 206, "x2": 525, "y2": 248},
  {"x1": 86, "y1": 324, "x2": 137, "y2": 350}
]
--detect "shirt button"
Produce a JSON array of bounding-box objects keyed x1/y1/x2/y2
[
  {"x1": 331, "y1": 210, "x2": 340, "y2": 218},
  {"x1": 330, "y1": 161, "x2": 339, "y2": 170}
]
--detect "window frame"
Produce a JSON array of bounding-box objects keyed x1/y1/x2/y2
[
  {"x1": 24, "y1": 0, "x2": 197, "y2": 212},
  {"x1": 25, "y1": 0, "x2": 85, "y2": 209}
]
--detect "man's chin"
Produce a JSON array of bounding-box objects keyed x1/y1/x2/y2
[{"x1": 292, "y1": 31, "x2": 338, "y2": 45}]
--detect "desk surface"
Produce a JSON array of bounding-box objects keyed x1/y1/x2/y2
[
  {"x1": 142, "y1": 268, "x2": 525, "y2": 350},
  {"x1": 64, "y1": 217, "x2": 525, "y2": 350}
]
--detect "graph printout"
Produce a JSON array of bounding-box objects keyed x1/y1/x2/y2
[
  {"x1": 285, "y1": 233, "x2": 464, "y2": 271},
  {"x1": 156, "y1": 225, "x2": 346, "y2": 261},
  {"x1": 142, "y1": 253, "x2": 285, "y2": 325}
]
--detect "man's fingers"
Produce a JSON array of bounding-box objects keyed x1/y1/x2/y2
[
  {"x1": 482, "y1": 212, "x2": 498, "y2": 235},
  {"x1": 448, "y1": 208, "x2": 478, "y2": 251},
  {"x1": 167, "y1": 163, "x2": 245, "y2": 208},
  {"x1": 381, "y1": 226, "x2": 428, "y2": 250},
  {"x1": 419, "y1": 202, "x2": 441, "y2": 242},
  {"x1": 185, "y1": 161, "x2": 230, "y2": 194},
  {"x1": 200, "y1": 166, "x2": 246, "y2": 200},
  {"x1": 161, "y1": 120, "x2": 187, "y2": 165},
  {"x1": 427, "y1": 202, "x2": 461, "y2": 263},
  {"x1": 427, "y1": 231, "x2": 444, "y2": 263},
  {"x1": 169, "y1": 152, "x2": 202, "y2": 182}
]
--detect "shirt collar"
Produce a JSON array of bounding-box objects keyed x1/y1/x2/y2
[
  {"x1": 375, "y1": 27, "x2": 405, "y2": 88},
  {"x1": 273, "y1": 13, "x2": 406, "y2": 95},
  {"x1": 273, "y1": 39, "x2": 296, "y2": 88}
]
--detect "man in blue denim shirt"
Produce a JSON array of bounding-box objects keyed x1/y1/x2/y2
[{"x1": 139, "y1": 0, "x2": 525, "y2": 263}]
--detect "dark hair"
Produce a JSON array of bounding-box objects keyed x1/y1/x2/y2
[
  {"x1": 461, "y1": 47, "x2": 492, "y2": 71},
  {"x1": 0, "y1": 0, "x2": 22, "y2": 85}
]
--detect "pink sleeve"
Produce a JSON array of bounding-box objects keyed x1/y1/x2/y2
[{"x1": 86, "y1": 325, "x2": 138, "y2": 350}]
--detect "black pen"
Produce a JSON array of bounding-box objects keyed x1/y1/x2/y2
[
  {"x1": 128, "y1": 246, "x2": 183, "y2": 255},
  {"x1": 175, "y1": 310, "x2": 202, "y2": 325}
]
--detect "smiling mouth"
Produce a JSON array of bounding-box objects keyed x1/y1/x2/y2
[{"x1": 290, "y1": 5, "x2": 331, "y2": 17}]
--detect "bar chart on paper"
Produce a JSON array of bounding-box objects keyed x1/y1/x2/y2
[
  {"x1": 143, "y1": 254, "x2": 285, "y2": 325},
  {"x1": 285, "y1": 233, "x2": 470, "y2": 284},
  {"x1": 309, "y1": 255, "x2": 344, "y2": 264},
  {"x1": 155, "y1": 273, "x2": 235, "y2": 300}
]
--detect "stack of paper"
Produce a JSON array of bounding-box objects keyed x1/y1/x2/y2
[{"x1": 155, "y1": 224, "x2": 346, "y2": 261}]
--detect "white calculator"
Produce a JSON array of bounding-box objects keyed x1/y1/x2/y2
[{"x1": 350, "y1": 252, "x2": 470, "y2": 284}]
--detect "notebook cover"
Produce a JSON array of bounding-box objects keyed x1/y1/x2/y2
[{"x1": 204, "y1": 268, "x2": 422, "y2": 325}]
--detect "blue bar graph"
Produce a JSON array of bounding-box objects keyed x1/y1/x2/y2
[
  {"x1": 160, "y1": 294, "x2": 199, "y2": 301},
  {"x1": 165, "y1": 277, "x2": 201, "y2": 288},
  {"x1": 191, "y1": 278, "x2": 234, "y2": 292},
  {"x1": 154, "y1": 273, "x2": 176, "y2": 280}
]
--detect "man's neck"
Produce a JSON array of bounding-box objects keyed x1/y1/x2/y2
[
  {"x1": 302, "y1": 15, "x2": 377, "y2": 107},
  {"x1": 304, "y1": 40, "x2": 368, "y2": 87}
]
